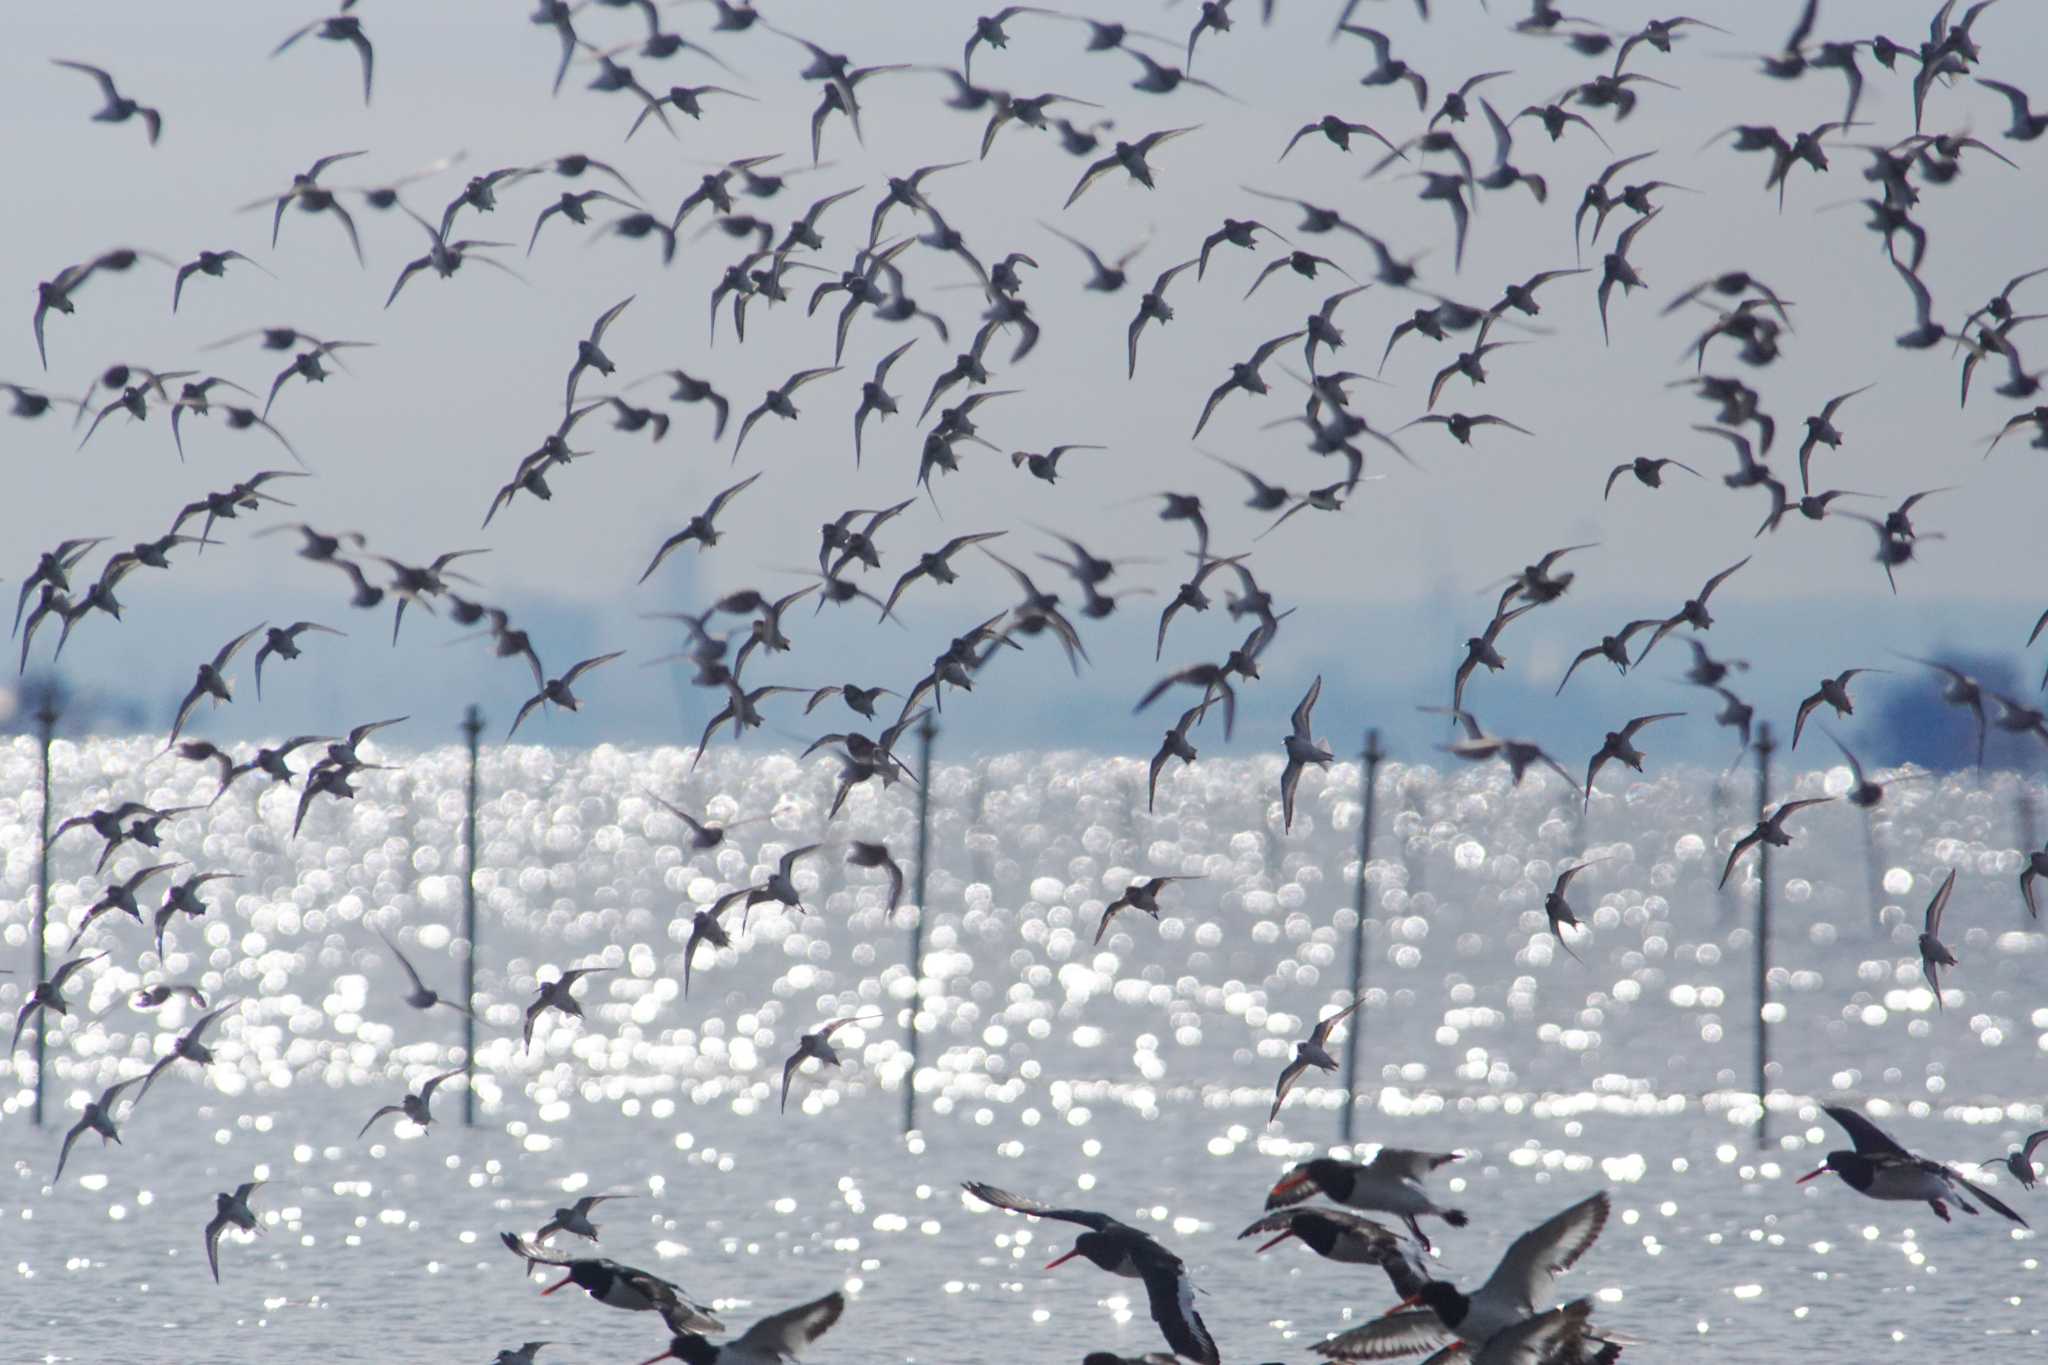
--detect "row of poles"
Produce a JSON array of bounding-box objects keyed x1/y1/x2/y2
[{"x1": 7, "y1": 704, "x2": 2002, "y2": 1150}]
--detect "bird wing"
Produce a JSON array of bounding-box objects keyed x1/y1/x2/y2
[
  {"x1": 358, "y1": 1103, "x2": 405, "y2": 1139},
  {"x1": 1291, "y1": 674, "x2": 1323, "y2": 738},
  {"x1": 1140, "y1": 1256, "x2": 1218, "y2": 1365},
  {"x1": 1316, "y1": 1308, "x2": 1454, "y2": 1361},
  {"x1": 418, "y1": 1067, "x2": 463, "y2": 1104},
  {"x1": 507, "y1": 691, "x2": 548, "y2": 740},
  {"x1": 1308, "y1": 997, "x2": 1363, "y2": 1047},
  {"x1": 378, "y1": 930, "x2": 431, "y2": 996},
  {"x1": 737, "y1": 1290, "x2": 848, "y2": 1354},
  {"x1": 1924, "y1": 867, "x2": 1957, "y2": 937},
  {"x1": 1478, "y1": 1190, "x2": 1610, "y2": 1309},
  {"x1": 205, "y1": 1209, "x2": 231, "y2": 1282},
  {"x1": 1822, "y1": 1104, "x2": 1911, "y2": 1157},
  {"x1": 589, "y1": 294, "x2": 635, "y2": 344},
  {"x1": 1948, "y1": 1168, "x2": 2029, "y2": 1227},
  {"x1": 961, "y1": 1180, "x2": 1120, "y2": 1231},
  {"x1": 1063, "y1": 151, "x2": 1121, "y2": 209},
  {"x1": 561, "y1": 650, "x2": 626, "y2": 685},
  {"x1": 1367, "y1": 1147, "x2": 1460, "y2": 1183},
  {"x1": 1621, "y1": 711, "x2": 1685, "y2": 740},
  {"x1": 781, "y1": 1047, "x2": 805, "y2": 1111}
]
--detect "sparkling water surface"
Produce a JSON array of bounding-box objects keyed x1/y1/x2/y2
[{"x1": 3, "y1": 737, "x2": 2042, "y2": 1363}]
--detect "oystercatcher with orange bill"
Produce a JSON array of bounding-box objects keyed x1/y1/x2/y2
[
  {"x1": 635, "y1": 1290, "x2": 844, "y2": 1364},
  {"x1": 499, "y1": 1232, "x2": 723, "y2": 1331},
  {"x1": 961, "y1": 1181, "x2": 1219, "y2": 1365},
  {"x1": 1312, "y1": 1192, "x2": 1616, "y2": 1363},
  {"x1": 1236, "y1": 1206, "x2": 1431, "y2": 1298},
  {"x1": 1799, "y1": 1105, "x2": 2029, "y2": 1227},
  {"x1": 1266, "y1": 1150, "x2": 1468, "y2": 1249}
]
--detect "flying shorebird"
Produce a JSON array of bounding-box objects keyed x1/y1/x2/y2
[
  {"x1": 1800, "y1": 1105, "x2": 2028, "y2": 1227},
  {"x1": 563, "y1": 296, "x2": 634, "y2": 413},
  {"x1": 205, "y1": 1181, "x2": 265, "y2": 1283},
  {"x1": 536, "y1": 1193, "x2": 632, "y2": 1247},
  {"x1": 640, "y1": 475, "x2": 761, "y2": 580},
  {"x1": 1791, "y1": 668, "x2": 1887, "y2": 748},
  {"x1": 523, "y1": 964, "x2": 615, "y2": 1049},
  {"x1": 733, "y1": 366, "x2": 840, "y2": 457},
  {"x1": 273, "y1": 11, "x2": 376, "y2": 105},
  {"x1": 163, "y1": 623, "x2": 267, "y2": 748},
  {"x1": 846, "y1": 841, "x2": 907, "y2": 915},
  {"x1": 68, "y1": 860, "x2": 181, "y2": 948},
  {"x1": 1269, "y1": 997, "x2": 1362, "y2": 1122},
  {"x1": 780, "y1": 1014, "x2": 877, "y2": 1113},
  {"x1": 508, "y1": 652, "x2": 626, "y2": 739},
  {"x1": 961, "y1": 1181, "x2": 1219, "y2": 1365},
  {"x1": 52, "y1": 60, "x2": 163, "y2": 144},
  {"x1": 11, "y1": 952, "x2": 105, "y2": 1053},
  {"x1": 358, "y1": 1067, "x2": 464, "y2": 1139},
  {"x1": 499, "y1": 1232, "x2": 722, "y2": 1331},
  {"x1": 377, "y1": 929, "x2": 473, "y2": 1016},
  {"x1": 1584, "y1": 712, "x2": 1685, "y2": 801},
  {"x1": 1094, "y1": 874, "x2": 1199, "y2": 945},
  {"x1": 1635, "y1": 558, "x2": 1750, "y2": 664},
  {"x1": 1279, "y1": 675, "x2": 1333, "y2": 832},
  {"x1": 1541, "y1": 858, "x2": 1609, "y2": 965},
  {"x1": 53, "y1": 1076, "x2": 144, "y2": 1182},
  {"x1": 1316, "y1": 1192, "x2": 1616, "y2": 1362},
  {"x1": 1064, "y1": 126, "x2": 1201, "y2": 209},
  {"x1": 1981, "y1": 1131, "x2": 2048, "y2": 1191},
  {"x1": 134, "y1": 1001, "x2": 238, "y2": 1103},
  {"x1": 251, "y1": 621, "x2": 344, "y2": 699},
  {"x1": 1917, "y1": 867, "x2": 1960, "y2": 1010},
  {"x1": 1235, "y1": 1206, "x2": 1431, "y2": 1300},
  {"x1": 709, "y1": 844, "x2": 823, "y2": 926},
  {"x1": 1720, "y1": 797, "x2": 1835, "y2": 888},
  {"x1": 1266, "y1": 1149, "x2": 1468, "y2": 1251}
]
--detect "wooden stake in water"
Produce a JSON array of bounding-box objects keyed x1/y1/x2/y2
[
  {"x1": 1340, "y1": 729, "x2": 1386, "y2": 1146},
  {"x1": 461, "y1": 704, "x2": 483, "y2": 1127},
  {"x1": 904, "y1": 714, "x2": 936, "y2": 1137},
  {"x1": 32, "y1": 700, "x2": 57, "y2": 1128},
  {"x1": 1753, "y1": 723, "x2": 1775, "y2": 1149}
]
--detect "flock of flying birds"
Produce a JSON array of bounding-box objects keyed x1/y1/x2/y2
[{"x1": 10, "y1": 0, "x2": 2048, "y2": 1360}]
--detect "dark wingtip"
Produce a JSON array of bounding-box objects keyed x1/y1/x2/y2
[{"x1": 1442, "y1": 1209, "x2": 1469, "y2": 1227}]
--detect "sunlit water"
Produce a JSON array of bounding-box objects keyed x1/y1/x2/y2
[{"x1": 2, "y1": 737, "x2": 2042, "y2": 1363}]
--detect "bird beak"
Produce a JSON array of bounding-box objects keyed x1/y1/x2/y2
[
  {"x1": 634, "y1": 1352, "x2": 680, "y2": 1365},
  {"x1": 1045, "y1": 1248, "x2": 1083, "y2": 1270},
  {"x1": 541, "y1": 1274, "x2": 574, "y2": 1295},
  {"x1": 1385, "y1": 1292, "x2": 1424, "y2": 1316},
  {"x1": 1266, "y1": 1172, "x2": 1311, "y2": 1202},
  {"x1": 1795, "y1": 1165, "x2": 1832, "y2": 1184},
  {"x1": 1254, "y1": 1229, "x2": 1296, "y2": 1253}
]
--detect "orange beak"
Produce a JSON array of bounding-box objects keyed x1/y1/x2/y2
[
  {"x1": 1795, "y1": 1165, "x2": 1832, "y2": 1184},
  {"x1": 1384, "y1": 1292, "x2": 1424, "y2": 1317},
  {"x1": 1267, "y1": 1172, "x2": 1312, "y2": 1202},
  {"x1": 1045, "y1": 1248, "x2": 1083, "y2": 1270},
  {"x1": 541, "y1": 1274, "x2": 574, "y2": 1295},
  {"x1": 1255, "y1": 1229, "x2": 1296, "y2": 1253},
  {"x1": 635, "y1": 1352, "x2": 679, "y2": 1365}
]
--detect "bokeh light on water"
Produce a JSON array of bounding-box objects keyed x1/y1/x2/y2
[{"x1": 1, "y1": 738, "x2": 2041, "y2": 1360}]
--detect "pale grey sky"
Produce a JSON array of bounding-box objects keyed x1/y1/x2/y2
[{"x1": 5, "y1": 1, "x2": 2045, "y2": 757}]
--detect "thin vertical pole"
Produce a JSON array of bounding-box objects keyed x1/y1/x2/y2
[
  {"x1": 32, "y1": 701, "x2": 56, "y2": 1127},
  {"x1": 2019, "y1": 788, "x2": 2039, "y2": 926},
  {"x1": 1861, "y1": 811, "x2": 1884, "y2": 936},
  {"x1": 904, "y1": 715, "x2": 936, "y2": 1137},
  {"x1": 1753, "y1": 723, "x2": 1775, "y2": 1150},
  {"x1": 1341, "y1": 730, "x2": 1385, "y2": 1146},
  {"x1": 461, "y1": 705, "x2": 482, "y2": 1127}
]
